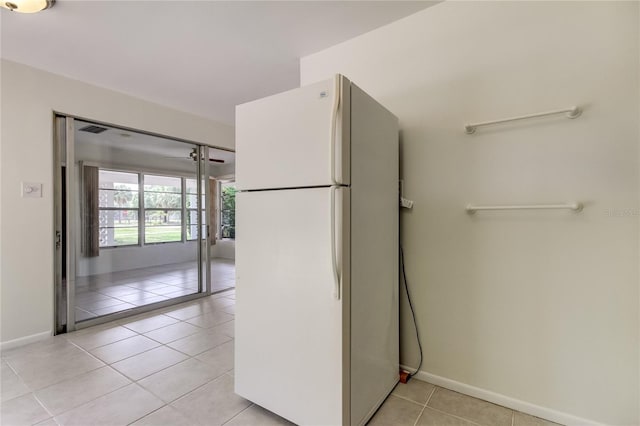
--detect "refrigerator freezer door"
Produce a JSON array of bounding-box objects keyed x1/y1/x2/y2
[
  {"x1": 235, "y1": 77, "x2": 349, "y2": 191},
  {"x1": 235, "y1": 188, "x2": 345, "y2": 425}
]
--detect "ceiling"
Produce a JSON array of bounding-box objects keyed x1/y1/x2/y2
[
  {"x1": 1, "y1": 1, "x2": 435, "y2": 125},
  {"x1": 75, "y1": 120, "x2": 236, "y2": 165}
]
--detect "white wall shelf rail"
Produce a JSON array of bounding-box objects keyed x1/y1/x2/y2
[
  {"x1": 466, "y1": 202, "x2": 584, "y2": 214},
  {"x1": 464, "y1": 106, "x2": 582, "y2": 134}
]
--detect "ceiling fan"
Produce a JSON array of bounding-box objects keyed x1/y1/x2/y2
[
  {"x1": 189, "y1": 148, "x2": 225, "y2": 163},
  {"x1": 167, "y1": 148, "x2": 225, "y2": 163}
]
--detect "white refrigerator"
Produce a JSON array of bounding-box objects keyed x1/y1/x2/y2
[{"x1": 235, "y1": 74, "x2": 399, "y2": 426}]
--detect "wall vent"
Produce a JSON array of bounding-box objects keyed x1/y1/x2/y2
[{"x1": 79, "y1": 125, "x2": 108, "y2": 134}]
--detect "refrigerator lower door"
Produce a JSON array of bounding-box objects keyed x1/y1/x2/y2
[{"x1": 235, "y1": 187, "x2": 346, "y2": 425}]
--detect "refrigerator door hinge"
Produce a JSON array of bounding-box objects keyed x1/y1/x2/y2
[{"x1": 55, "y1": 230, "x2": 62, "y2": 249}]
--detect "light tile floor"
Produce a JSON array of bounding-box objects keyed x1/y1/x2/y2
[
  {"x1": 1, "y1": 291, "x2": 560, "y2": 426},
  {"x1": 74, "y1": 258, "x2": 235, "y2": 321}
]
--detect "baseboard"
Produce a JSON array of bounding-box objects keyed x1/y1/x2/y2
[
  {"x1": 0, "y1": 330, "x2": 52, "y2": 352},
  {"x1": 401, "y1": 366, "x2": 604, "y2": 426}
]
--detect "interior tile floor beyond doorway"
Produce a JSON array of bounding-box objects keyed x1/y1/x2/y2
[
  {"x1": 74, "y1": 258, "x2": 235, "y2": 321},
  {"x1": 1, "y1": 288, "x2": 560, "y2": 426}
]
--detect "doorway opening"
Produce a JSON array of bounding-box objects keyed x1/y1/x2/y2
[
  {"x1": 211, "y1": 180, "x2": 236, "y2": 292},
  {"x1": 54, "y1": 115, "x2": 235, "y2": 333}
]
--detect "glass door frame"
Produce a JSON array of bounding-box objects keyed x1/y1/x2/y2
[{"x1": 53, "y1": 113, "x2": 226, "y2": 333}]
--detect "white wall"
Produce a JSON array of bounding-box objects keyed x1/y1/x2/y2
[
  {"x1": 78, "y1": 242, "x2": 198, "y2": 277},
  {"x1": 211, "y1": 240, "x2": 235, "y2": 260},
  {"x1": 301, "y1": 2, "x2": 639, "y2": 425},
  {"x1": 0, "y1": 59, "x2": 234, "y2": 344}
]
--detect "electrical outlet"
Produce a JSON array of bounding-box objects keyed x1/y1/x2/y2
[
  {"x1": 22, "y1": 182, "x2": 42, "y2": 198},
  {"x1": 401, "y1": 197, "x2": 414, "y2": 209}
]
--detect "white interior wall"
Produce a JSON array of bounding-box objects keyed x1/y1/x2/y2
[
  {"x1": 78, "y1": 239, "x2": 198, "y2": 277},
  {"x1": 0, "y1": 59, "x2": 234, "y2": 344},
  {"x1": 301, "y1": 2, "x2": 639, "y2": 425},
  {"x1": 211, "y1": 240, "x2": 235, "y2": 260}
]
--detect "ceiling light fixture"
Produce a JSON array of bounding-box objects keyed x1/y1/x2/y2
[{"x1": 2, "y1": 0, "x2": 54, "y2": 13}]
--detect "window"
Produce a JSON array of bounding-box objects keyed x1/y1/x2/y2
[
  {"x1": 144, "y1": 175, "x2": 183, "y2": 244},
  {"x1": 220, "y1": 182, "x2": 236, "y2": 239},
  {"x1": 186, "y1": 178, "x2": 206, "y2": 241},
  {"x1": 98, "y1": 170, "x2": 139, "y2": 247},
  {"x1": 96, "y1": 169, "x2": 211, "y2": 248}
]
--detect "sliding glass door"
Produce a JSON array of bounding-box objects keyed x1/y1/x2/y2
[{"x1": 54, "y1": 115, "x2": 213, "y2": 332}]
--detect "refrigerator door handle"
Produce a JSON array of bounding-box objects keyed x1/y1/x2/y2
[
  {"x1": 329, "y1": 74, "x2": 341, "y2": 185},
  {"x1": 330, "y1": 185, "x2": 341, "y2": 300}
]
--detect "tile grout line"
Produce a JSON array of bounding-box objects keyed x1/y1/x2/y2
[
  {"x1": 31, "y1": 390, "x2": 55, "y2": 420},
  {"x1": 413, "y1": 405, "x2": 427, "y2": 426},
  {"x1": 38, "y1": 370, "x2": 132, "y2": 421},
  {"x1": 133, "y1": 344, "x2": 225, "y2": 382},
  {"x1": 390, "y1": 393, "x2": 429, "y2": 407},
  {"x1": 124, "y1": 403, "x2": 169, "y2": 426},
  {"x1": 92, "y1": 342, "x2": 167, "y2": 367},
  {"x1": 412, "y1": 386, "x2": 437, "y2": 426},
  {"x1": 155, "y1": 367, "x2": 234, "y2": 407},
  {"x1": 141, "y1": 330, "x2": 202, "y2": 346},
  {"x1": 164, "y1": 336, "x2": 233, "y2": 359},
  {"x1": 220, "y1": 403, "x2": 254, "y2": 425},
  {"x1": 64, "y1": 331, "x2": 136, "y2": 351},
  {"x1": 4, "y1": 358, "x2": 20, "y2": 375},
  {"x1": 161, "y1": 369, "x2": 239, "y2": 422},
  {"x1": 424, "y1": 386, "x2": 436, "y2": 407},
  {"x1": 425, "y1": 405, "x2": 486, "y2": 426}
]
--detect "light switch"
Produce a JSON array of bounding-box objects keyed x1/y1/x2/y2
[{"x1": 22, "y1": 182, "x2": 42, "y2": 198}]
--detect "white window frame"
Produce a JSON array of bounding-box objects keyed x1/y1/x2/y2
[
  {"x1": 185, "y1": 178, "x2": 205, "y2": 242},
  {"x1": 97, "y1": 167, "x2": 204, "y2": 248},
  {"x1": 142, "y1": 173, "x2": 184, "y2": 245},
  {"x1": 98, "y1": 169, "x2": 141, "y2": 249}
]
